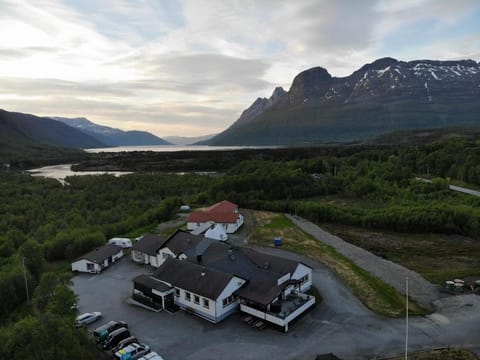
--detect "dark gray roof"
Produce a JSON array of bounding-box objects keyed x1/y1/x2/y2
[
  {"x1": 164, "y1": 230, "x2": 204, "y2": 255},
  {"x1": 242, "y1": 248, "x2": 302, "y2": 275},
  {"x1": 187, "y1": 243, "x2": 298, "y2": 305},
  {"x1": 132, "y1": 234, "x2": 167, "y2": 256},
  {"x1": 134, "y1": 274, "x2": 171, "y2": 293},
  {"x1": 77, "y1": 244, "x2": 122, "y2": 264},
  {"x1": 153, "y1": 257, "x2": 234, "y2": 300},
  {"x1": 236, "y1": 275, "x2": 286, "y2": 306}
]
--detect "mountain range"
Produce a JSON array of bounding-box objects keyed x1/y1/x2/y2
[
  {"x1": 51, "y1": 117, "x2": 171, "y2": 146},
  {"x1": 206, "y1": 57, "x2": 480, "y2": 145}
]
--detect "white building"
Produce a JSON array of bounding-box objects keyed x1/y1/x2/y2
[
  {"x1": 133, "y1": 241, "x2": 314, "y2": 331},
  {"x1": 71, "y1": 244, "x2": 124, "y2": 274},
  {"x1": 187, "y1": 200, "x2": 244, "y2": 234},
  {"x1": 131, "y1": 234, "x2": 167, "y2": 267}
]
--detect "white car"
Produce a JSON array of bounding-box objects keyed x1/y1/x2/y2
[
  {"x1": 114, "y1": 343, "x2": 150, "y2": 360},
  {"x1": 139, "y1": 352, "x2": 165, "y2": 360},
  {"x1": 74, "y1": 312, "x2": 102, "y2": 327}
]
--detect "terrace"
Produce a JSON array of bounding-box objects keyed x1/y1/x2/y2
[{"x1": 240, "y1": 292, "x2": 315, "y2": 332}]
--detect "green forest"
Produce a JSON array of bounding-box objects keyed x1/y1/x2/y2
[{"x1": 1, "y1": 137, "x2": 480, "y2": 358}]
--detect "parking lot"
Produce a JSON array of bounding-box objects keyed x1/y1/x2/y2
[{"x1": 72, "y1": 252, "x2": 480, "y2": 360}]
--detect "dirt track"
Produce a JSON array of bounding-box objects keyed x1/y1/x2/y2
[{"x1": 286, "y1": 214, "x2": 440, "y2": 310}]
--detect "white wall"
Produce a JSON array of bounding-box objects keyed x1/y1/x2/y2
[
  {"x1": 71, "y1": 259, "x2": 101, "y2": 273},
  {"x1": 158, "y1": 248, "x2": 175, "y2": 266},
  {"x1": 215, "y1": 276, "x2": 247, "y2": 320},
  {"x1": 131, "y1": 250, "x2": 147, "y2": 264},
  {"x1": 174, "y1": 288, "x2": 216, "y2": 321},
  {"x1": 292, "y1": 263, "x2": 312, "y2": 292}
]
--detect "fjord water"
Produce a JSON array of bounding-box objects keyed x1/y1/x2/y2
[{"x1": 85, "y1": 145, "x2": 280, "y2": 153}]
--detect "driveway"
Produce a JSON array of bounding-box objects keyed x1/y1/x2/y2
[
  {"x1": 72, "y1": 251, "x2": 480, "y2": 359},
  {"x1": 286, "y1": 214, "x2": 439, "y2": 311}
]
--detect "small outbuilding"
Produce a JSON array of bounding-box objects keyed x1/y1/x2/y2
[
  {"x1": 131, "y1": 234, "x2": 168, "y2": 267},
  {"x1": 71, "y1": 244, "x2": 124, "y2": 274}
]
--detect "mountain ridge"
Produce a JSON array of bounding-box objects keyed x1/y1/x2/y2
[
  {"x1": 207, "y1": 57, "x2": 480, "y2": 145},
  {"x1": 51, "y1": 117, "x2": 171, "y2": 146}
]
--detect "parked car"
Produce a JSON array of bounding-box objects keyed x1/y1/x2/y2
[
  {"x1": 74, "y1": 312, "x2": 102, "y2": 327},
  {"x1": 114, "y1": 342, "x2": 150, "y2": 360},
  {"x1": 101, "y1": 327, "x2": 130, "y2": 350},
  {"x1": 93, "y1": 320, "x2": 128, "y2": 343},
  {"x1": 112, "y1": 336, "x2": 138, "y2": 354},
  {"x1": 139, "y1": 352, "x2": 165, "y2": 360}
]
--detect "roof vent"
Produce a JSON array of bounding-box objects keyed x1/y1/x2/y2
[{"x1": 201, "y1": 267, "x2": 206, "y2": 276}]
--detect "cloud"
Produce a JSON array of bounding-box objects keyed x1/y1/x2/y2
[{"x1": 0, "y1": 0, "x2": 479, "y2": 137}]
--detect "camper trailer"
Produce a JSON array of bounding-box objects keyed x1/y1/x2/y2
[{"x1": 108, "y1": 238, "x2": 132, "y2": 249}]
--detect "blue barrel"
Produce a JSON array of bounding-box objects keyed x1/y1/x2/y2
[{"x1": 274, "y1": 237, "x2": 282, "y2": 246}]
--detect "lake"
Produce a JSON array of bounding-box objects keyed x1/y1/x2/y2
[
  {"x1": 85, "y1": 145, "x2": 280, "y2": 153},
  {"x1": 27, "y1": 164, "x2": 131, "y2": 185}
]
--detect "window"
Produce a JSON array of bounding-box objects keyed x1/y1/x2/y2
[
  {"x1": 194, "y1": 295, "x2": 200, "y2": 304},
  {"x1": 203, "y1": 298, "x2": 209, "y2": 309},
  {"x1": 222, "y1": 294, "x2": 237, "y2": 308},
  {"x1": 300, "y1": 274, "x2": 309, "y2": 284},
  {"x1": 162, "y1": 252, "x2": 169, "y2": 259},
  {"x1": 175, "y1": 289, "x2": 180, "y2": 297},
  {"x1": 185, "y1": 292, "x2": 191, "y2": 301},
  {"x1": 86, "y1": 263, "x2": 94, "y2": 270}
]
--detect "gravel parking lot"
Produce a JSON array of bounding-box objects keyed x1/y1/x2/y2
[{"x1": 72, "y1": 251, "x2": 480, "y2": 360}]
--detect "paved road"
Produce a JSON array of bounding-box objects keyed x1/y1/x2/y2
[
  {"x1": 416, "y1": 177, "x2": 480, "y2": 197},
  {"x1": 286, "y1": 214, "x2": 439, "y2": 311},
  {"x1": 73, "y1": 254, "x2": 480, "y2": 359}
]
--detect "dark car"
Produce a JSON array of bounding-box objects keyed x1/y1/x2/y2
[
  {"x1": 93, "y1": 321, "x2": 128, "y2": 343},
  {"x1": 101, "y1": 327, "x2": 130, "y2": 350},
  {"x1": 112, "y1": 336, "x2": 138, "y2": 354}
]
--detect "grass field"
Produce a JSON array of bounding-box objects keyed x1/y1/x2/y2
[
  {"x1": 321, "y1": 223, "x2": 480, "y2": 284},
  {"x1": 247, "y1": 210, "x2": 427, "y2": 317}
]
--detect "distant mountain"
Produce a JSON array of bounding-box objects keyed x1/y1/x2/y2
[
  {"x1": 51, "y1": 117, "x2": 171, "y2": 146},
  {"x1": 208, "y1": 57, "x2": 480, "y2": 145},
  {"x1": 165, "y1": 134, "x2": 217, "y2": 145},
  {"x1": 0, "y1": 109, "x2": 105, "y2": 149}
]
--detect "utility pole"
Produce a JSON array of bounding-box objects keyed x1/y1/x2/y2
[
  {"x1": 22, "y1": 257, "x2": 30, "y2": 305},
  {"x1": 405, "y1": 276, "x2": 409, "y2": 360}
]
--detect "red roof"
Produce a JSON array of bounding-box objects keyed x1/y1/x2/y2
[{"x1": 188, "y1": 200, "x2": 239, "y2": 224}]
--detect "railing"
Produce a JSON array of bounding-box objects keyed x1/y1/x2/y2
[{"x1": 240, "y1": 293, "x2": 315, "y2": 328}]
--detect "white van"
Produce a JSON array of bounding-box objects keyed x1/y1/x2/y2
[{"x1": 108, "y1": 238, "x2": 132, "y2": 249}]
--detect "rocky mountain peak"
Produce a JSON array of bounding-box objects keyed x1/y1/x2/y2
[{"x1": 289, "y1": 67, "x2": 333, "y2": 105}]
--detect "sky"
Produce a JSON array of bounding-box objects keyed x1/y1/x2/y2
[{"x1": 0, "y1": 0, "x2": 479, "y2": 138}]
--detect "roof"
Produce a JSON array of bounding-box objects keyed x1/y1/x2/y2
[
  {"x1": 153, "y1": 257, "x2": 234, "y2": 300},
  {"x1": 242, "y1": 248, "x2": 304, "y2": 275},
  {"x1": 75, "y1": 244, "x2": 122, "y2": 264},
  {"x1": 164, "y1": 230, "x2": 204, "y2": 255},
  {"x1": 186, "y1": 243, "x2": 300, "y2": 305},
  {"x1": 132, "y1": 234, "x2": 167, "y2": 256},
  {"x1": 187, "y1": 200, "x2": 240, "y2": 224},
  {"x1": 134, "y1": 274, "x2": 171, "y2": 293}
]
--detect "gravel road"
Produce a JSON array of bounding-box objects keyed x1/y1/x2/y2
[{"x1": 286, "y1": 214, "x2": 440, "y2": 310}]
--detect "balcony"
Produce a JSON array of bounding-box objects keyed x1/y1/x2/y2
[{"x1": 240, "y1": 292, "x2": 315, "y2": 332}]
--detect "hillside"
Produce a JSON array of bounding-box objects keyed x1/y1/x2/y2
[
  {"x1": 208, "y1": 58, "x2": 480, "y2": 145},
  {"x1": 0, "y1": 109, "x2": 105, "y2": 148},
  {"x1": 51, "y1": 117, "x2": 171, "y2": 146}
]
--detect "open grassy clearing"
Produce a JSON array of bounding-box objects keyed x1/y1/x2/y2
[
  {"x1": 247, "y1": 210, "x2": 426, "y2": 317},
  {"x1": 321, "y1": 223, "x2": 480, "y2": 284},
  {"x1": 389, "y1": 348, "x2": 478, "y2": 360}
]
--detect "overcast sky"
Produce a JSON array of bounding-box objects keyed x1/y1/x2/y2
[{"x1": 1, "y1": 0, "x2": 479, "y2": 137}]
